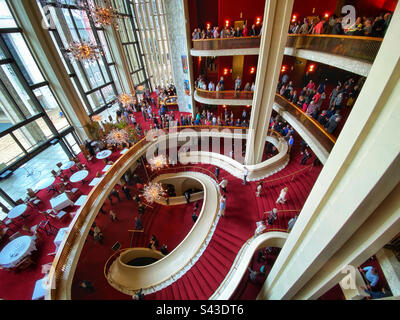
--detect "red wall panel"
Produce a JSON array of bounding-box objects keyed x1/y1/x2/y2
[{"x1": 292, "y1": 0, "x2": 338, "y2": 20}]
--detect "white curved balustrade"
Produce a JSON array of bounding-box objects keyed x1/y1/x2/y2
[{"x1": 46, "y1": 128, "x2": 289, "y2": 300}]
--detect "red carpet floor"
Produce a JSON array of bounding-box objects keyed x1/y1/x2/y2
[{"x1": 1, "y1": 101, "x2": 384, "y2": 300}]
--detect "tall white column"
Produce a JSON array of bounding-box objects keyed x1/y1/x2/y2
[
  {"x1": 245, "y1": 0, "x2": 294, "y2": 165},
  {"x1": 258, "y1": 3, "x2": 400, "y2": 300},
  {"x1": 8, "y1": 0, "x2": 91, "y2": 141}
]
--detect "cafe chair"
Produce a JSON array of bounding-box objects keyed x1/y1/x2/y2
[
  {"x1": 38, "y1": 220, "x2": 58, "y2": 236},
  {"x1": 51, "y1": 169, "x2": 61, "y2": 178},
  {"x1": 1, "y1": 219, "x2": 16, "y2": 232},
  {"x1": 14, "y1": 255, "x2": 35, "y2": 272},
  {"x1": 9, "y1": 231, "x2": 22, "y2": 241}
]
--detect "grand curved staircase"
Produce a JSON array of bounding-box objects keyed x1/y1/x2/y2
[{"x1": 143, "y1": 150, "x2": 322, "y2": 300}]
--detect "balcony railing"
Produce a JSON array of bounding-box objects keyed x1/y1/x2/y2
[
  {"x1": 286, "y1": 34, "x2": 383, "y2": 63},
  {"x1": 274, "y1": 94, "x2": 336, "y2": 153},
  {"x1": 196, "y1": 88, "x2": 254, "y2": 101},
  {"x1": 162, "y1": 95, "x2": 178, "y2": 106},
  {"x1": 192, "y1": 36, "x2": 261, "y2": 51}
]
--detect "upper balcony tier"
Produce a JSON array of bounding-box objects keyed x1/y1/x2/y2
[
  {"x1": 191, "y1": 34, "x2": 383, "y2": 76},
  {"x1": 191, "y1": 36, "x2": 261, "y2": 56},
  {"x1": 194, "y1": 88, "x2": 254, "y2": 105}
]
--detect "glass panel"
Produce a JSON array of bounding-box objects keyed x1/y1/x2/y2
[
  {"x1": 110, "y1": 65, "x2": 122, "y2": 94},
  {"x1": 2, "y1": 33, "x2": 45, "y2": 86},
  {"x1": 87, "y1": 90, "x2": 104, "y2": 110},
  {"x1": 64, "y1": 132, "x2": 81, "y2": 155},
  {"x1": 0, "y1": 134, "x2": 24, "y2": 167},
  {"x1": 0, "y1": 64, "x2": 41, "y2": 118},
  {"x1": 98, "y1": 30, "x2": 113, "y2": 64},
  {"x1": 33, "y1": 86, "x2": 69, "y2": 132},
  {"x1": 131, "y1": 72, "x2": 139, "y2": 85},
  {"x1": 0, "y1": 143, "x2": 69, "y2": 202},
  {"x1": 13, "y1": 119, "x2": 51, "y2": 152},
  {"x1": 71, "y1": 77, "x2": 90, "y2": 114},
  {"x1": 0, "y1": 0, "x2": 17, "y2": 29},
  {"x1": 101, "y1": 85, "x2": 115, "y2": 103},
  {"x1": 0, "y1": 86, "x2": 25, "y2": 131},
  {"x1": 83, "y1": 61, "x2": 103, "y2": 88}
]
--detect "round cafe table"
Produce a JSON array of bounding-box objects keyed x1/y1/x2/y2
[
  {"x1": 69, "y1": 170, "x2": 89, "y2": 184},
  {"x1": 34, "y1": 177, "x2": 56, "y2": 191},
  {"x1": 0, "y1": 235, "x2": 36, "y2": 269},
  {"x1": 7, "y1": 204, "x2": 28, "y2": 220},
  {"x1": 96, "y1": 150, "x2": 112, "y2": 160},
  {"x1": 60, "y1": 161, "x2": 76, "y2": 171}
]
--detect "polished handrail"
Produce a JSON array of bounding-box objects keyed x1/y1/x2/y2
[
  {"x1": 192, "y1": 36, "x2": 262, "y2": 42},
  {"x1": 47, "y1": 126, "x2": 252, "y2": 299},
  {"x1": 196, "y1": 88, "x2": 254, "y2": 101},
  {"x1": 285, "y1": 34, "x2": 383, "y2": 62},
  {"x1": 210, "y1": 230, "x2": 288, "y2": 300},
  {"x1": 287, "y1": 33, "x2": 383, "y2": 41},
  {"x1": 48, "y1": 125, "x2": 290, "y2": 299},
  {"x1": 47, "y1": 137, "x2": 149, "y2": 300},
  {"x1": 192, "y1": 36, "x2": 261, "y2": 51},
  {"x1": 148, "y1": 165, "x2": 218, "y2": 182},
  {"x1": 261, "y1": 163, "x2": 314, "y2": 184},
  {"x1": 274, "y1": 94, "x2": 336, "y2": 152},
  {"x1": 162, "y1": 95, "x2": 178, "y2": 106}
]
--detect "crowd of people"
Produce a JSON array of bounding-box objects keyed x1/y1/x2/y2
[
  {"x1": 289, "y1": 12, "x2": 392, "y2": 37},
  {"x1": 196, "y1": 75, "x2": 255, "y2": 94},
  {"x1": 192, "y1": 23, "x2": 262, "y2": 40},
  {"x1": 277, "y1": 72, "x2": 365, "y2": 135}
]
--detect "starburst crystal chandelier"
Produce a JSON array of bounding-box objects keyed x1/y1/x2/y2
[
  {"x1": 143, "y1": 182, "x2": 166, "y2": 204},
  {"x1": 148, "y1": 155, "x2": 168, "y2": 171},
  {"x1": 106, "y1": 129, "x2": 128, "y2": 145},
  {"x1": 118, "y1": 93, "x2": 133, "y2": 106},
  {"x1": 65, "y1": 40, "x2": 103, "y2": 62},
  {"x1": 91, "y1": 1, "x2": 122, "y2": 30},
  {"x1": 91, "y1": 114, "x2": 103, "y2": 122}
]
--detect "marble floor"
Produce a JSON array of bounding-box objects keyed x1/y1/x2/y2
[{"x1": 0, "y1": 143, "x2": 69, "y2": 202}]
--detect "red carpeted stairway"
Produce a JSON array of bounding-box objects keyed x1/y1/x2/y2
[{"x1": 144, "y1": 144, "x2": 323, "y2": 300}]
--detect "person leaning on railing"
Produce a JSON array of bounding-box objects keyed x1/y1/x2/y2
[{"x1": 290, "y1": 12, "x2": 392, "y2": 37}]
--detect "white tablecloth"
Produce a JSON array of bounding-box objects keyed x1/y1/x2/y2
[
  {"x1": 32, "y1": 276, "x2": 49, "y2": 300},
  {"x1": 89, "y1": 177, "x2": 103, "y2": 187},
  {"x1": 34, "y1": 177, "x2": 56, "y2": 191},
  {"x1": 0, "y1": 236, "x2": 36, "y2": 268},
  {"x1": 53, "y1": 227, "x2": 69, "y2": 252},
  {"x1": 50, "y1": 193, "x2": 74, "y2": 211},
  {"x1": 7, "y1": 204, "x2": 28, "y2": 219},
  {"x1": 61, "y1": 161, "x2": 76, "y2": 170},
  {"x1": 70, "y1": 170, "x2": 89, "y2": 183},
  {"x1": 74, "y1": 195, "x2": 88, "y2": 206},
  {"x1": 96, "y1": 150, "x2": 112, "y2": 160}
]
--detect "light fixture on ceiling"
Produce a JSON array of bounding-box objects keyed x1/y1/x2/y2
[
  {"x1": 143, "y1": 182, "x2": 166, "y2": 204},
  {"x1": 148, "y1": 154, "x2": 168, "y2": 171},
  {"x1": 63, "y1": 40, "x2": 104, "y2": 63},
  {"x1": 106, "y1": 128, "x2": 129, "y2": 145},
  {"x1": 44, "y1": 0, "x2": 124, "y2": 30},
  {"x1": 118, "y1": 93, "x2": 134, "y2": 106}
]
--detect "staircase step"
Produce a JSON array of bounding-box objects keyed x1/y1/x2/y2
[
  {"x1": 195, "y1": 259, "x2": 220, "y2": 290},
  {"x1": 186, "y1": 270, "x2": 207, "y2": 300}
]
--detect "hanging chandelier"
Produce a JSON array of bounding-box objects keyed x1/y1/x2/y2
[
  {"x1": 118, "y1": 93, "x2": 133, "y2": 106},
  {"x1": 148, "y1": 155, "x2": 168, "y2": 171},
  {"x1": 143, "y1": 182, "x2": 166, "y2": 204},
  {"x1": 91, "y1": 114, "x2": 103, "y2": 122},
  {"x1": 64, "y1": 40, "x2": 103, "y2": 63},
  {"x1": 106, "y1": 128, "x2": 129, "y2": 145},
  {"x1": 91, "y1": 1, "x2": 123, "y2": 30},
  {"x1": 43, "y1": 0, "x2": 124, "y2": 30}
]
